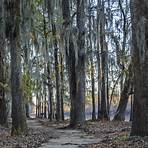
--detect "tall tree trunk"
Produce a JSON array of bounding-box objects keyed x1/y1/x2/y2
[
  {"x1": 47, "y1": 0, "x2": 61, "y2": 121},
  {"x1": 62, "y1": 0, "x2": 85, "y2": 126},
  {"x1": 38, "y1": 93, "x2": 41, "y2": 117},
  {"x1": 43, "y1": 82, "x2": 47, "y2": 118},
  {"x1": 23, "y1": 26, "x2": 30, "y2": 119},
  {"x1": 106, "y1": 53, "x2": 110, "y2": 114},
  {"x1": 61, "y1": 0, "x2": 72, "y2": 125},
  {"x1": 91, "y1": 57, "x2": 96, "y2": 121},
  {"x1": 130, "y1": 0, "x2": 148, "y2": 136},
  {"x1": 60, "y1": 53, "x2": 64, "y2": 121},
  {"x1": 114, "y1": 64, "x2": 132, "y2": 121},
  {"x1": 47, "y1": 62, "x2": 53, "y2": 121},
  {"x1": 74, "y1": 0, "x2": 86, "y2": 125},
  {"x1": 41, "y1": 92, "x2": 44, "y2": 118},
  {"x1": 69, "y1": 37, "x2": 77, "y2": 126},
  {"x1": 130, "y1": 94, "x2": 134, "y2": 121},
  {"x1": 88, "y1": 0, "x2": 96, "y2": 121},
  {"x1": 8, "y1": 0, "x2": 27, "y2": 135},
  {"x1": 97, "y1": 0, "x2": 101, "y2": 119},
  {"x1": 54, "y1": 38, "x2": 61, "y2": 121},
  {"x1": 43, "y1": 10, "x2": 48, "y2": 119},
  {"x1": 62, "y1": 0, "x2": 77, "y2": 126},
  {"x1": 100, "y1": 0, "x2": 109, "y2": 120},
  {"x1": 36, "y1": 88, "x2": 39, "y2": 118},
  {"x1": 0, "y1": 0, "x2": 7, "y2": 126}
]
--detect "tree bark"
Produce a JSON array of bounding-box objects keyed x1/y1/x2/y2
[
  {"x1": 62, "y1": 0, "x2": 85, "y2": 126},
  {"x1": 97, "y1": 0, "x2": 101, "y2": 119},
  {"x1": 62, "y1": 0, "x2": 77, "y2": 126},
  {"x1": 88, "y1": 1, "x2": 96, "y2": 121},
  {"x1": 91, "y1": 57, "x2": 96, "y2": 121},
  {"x1": 25, "y1": 103, "x2": 30, "y2": 118},
  {"x1": 47, "y1": 0, "x2": 61, "y2": 121},
  {"x1": 8, "y1": 0, "x2": 27, "y2": 135},
  {"x1": 130, "y1": 0, "x2": 148, "y2": 136},
  {"x1": 0, "y1": 0, "x2": 7, "y2": 127},
  {"x1": 100, "y1": 0, "x2": 109, "y2": 120},
  {"x1": 114, "y1": 64, "x2": 132, "y2": 121},
  {"x1": 60, "y1": 53, "x2": 64, "y2": 121},
  {"x1": 53, "y1": 34, "x2": 61, "y2": 121},
  {"x1": 47, "y1": 62, "x2": 53, "y2": 121},
  {"x1": 73, "y1": 0, "x2": 86, "y2": 125}
]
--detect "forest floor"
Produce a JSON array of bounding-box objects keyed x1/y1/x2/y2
[
  {"x1": 0, "y1": 119, "x2": 58, "y2": 147},
  {"x1": 79, "y1": 121, "x2": 148, "y2": 148},
  {"x1": 1, "y1": 119, "x2": 148, "y2": 148}
]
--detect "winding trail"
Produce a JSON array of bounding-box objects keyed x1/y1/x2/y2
[{"x1": 28, "y1": 119, "x2": 100, "y2": 148}]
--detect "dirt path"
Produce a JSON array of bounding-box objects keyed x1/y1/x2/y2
[
  {"x1": 28, "y1": 119, "x2": 100, "y2": 148},
  {"x1": 40, "y1": 128, "x2": 99, "y2": 148},
  {"x1": 27, "y1": 119, "x2": 148, "y2": 148}
]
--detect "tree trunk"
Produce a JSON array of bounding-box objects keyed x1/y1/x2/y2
[
  {"x1": 130, "y1": 94, "x2": 134, "y2": 121},
  {"x1": 39, "y1": 97, "x2": 41, "y2": 117},
  {"x1": 25, "y1": 104, "x2": 30, "y2": 118},
  {"x1": 54, "y1": 38, "x2": 61, "y2": 121},
  {"x1": 44, "y1": 85, "x2": 47, "y2": 118},
  {"x1": 88, "y1": 0, "x2": 96, "y2": 121},
  {"x1": 73, "y1": 0, "x2": 86, "y2": 125},
  {"x1": 69, "y1": 37, "x2": 77, "y2": 126},
  {"x1": 60, "y1": 53, "x2": 64, "y2": 121},
  {"x1": 114, "y1": 64, "x2": 132, "y2": 121},
  {"x1": 23, "y1": 27, "x2": 30, "y2": 119},
  {"x1": 41, "y1": 93, "x2": 44, "y2": 118},
  {"x1": 36, "y1": 90, "x2": 39, "y2": 118},
  {"x1": 130, "y1": 0, "x2": 148, "y2": 136},
  {"x1": 97, "y1": 0, "x2": 101, "y2": 119},
  {"x1": 0, "y1": 0, "x2": 7, "y2": 127},
  {"x1": 100, "y1": 1, "x2": 109, "y2": 120},
  {"x1": 91, "y1": 57, "x2": 96, "y2": 121},
  {"x1": 8, "y1": 0, "x2": 27, "y2": 135},
  {"x1": 62, "y1": 0, "x2": 85, "y2": 126},
  {"x1": 63, "y1": 2, "x2": 77, "y2": 126},
  {"x1": 62, "y1": 0, "x2": 75, "y2": 126},
  {"x1": 47, "y1": 62, "x2": 53, "y2": 121},
  {"x1": 48, "y1": 0, "x2": 61, "y2": 121}
]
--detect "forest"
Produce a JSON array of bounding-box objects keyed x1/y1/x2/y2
[{"x1": 0, "y1": 0, "x2": 148, "y2": 147}]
